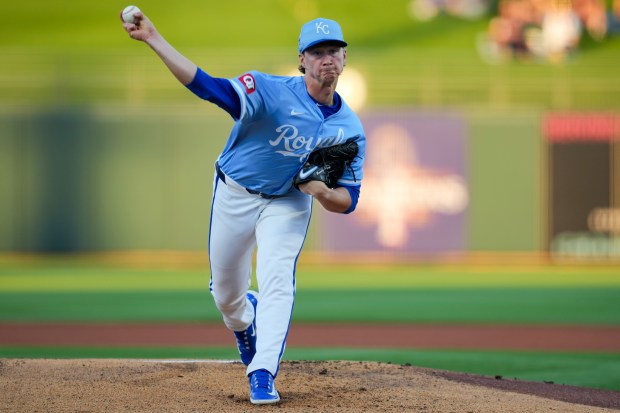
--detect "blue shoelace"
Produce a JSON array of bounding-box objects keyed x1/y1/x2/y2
[{"x1": 252, "y1": 370, "x2": 272, "y2": 390}]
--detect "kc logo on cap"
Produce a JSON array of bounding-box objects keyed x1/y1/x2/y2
[
  {"x1": 298, "y1": 18, "x2": 347, "y2": 53},
  {"x1": 315, "y1": 21, "x2": 330, "y2": 34}
]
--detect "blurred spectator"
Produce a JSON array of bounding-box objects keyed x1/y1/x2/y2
[
  {"x1": 540, "y1": 0, "x2": 582, "y2": 61},
  {"x1": 573, "y1": 0, "x2": 607, "y2": 39},
  {"x1": 409, "y1": 0, "x2": 491, "y2": 21},
  {"x1": 410, "y1": 0, "x2": 616, "y2": 63},
  {"x1": 479, "y1": 0, "x2": 615, "y2": 63},
  {"x1": 486, "y1": 0, "x2": 536, "y2": 58}
]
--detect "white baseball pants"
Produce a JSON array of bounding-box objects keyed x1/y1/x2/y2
[{"x1": 208, "y1": 169, "x2": 312, "y2": 377}]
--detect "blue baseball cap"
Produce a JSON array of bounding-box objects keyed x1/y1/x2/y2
[{"x1": 298, "y1": 18, "x2": 347, "y2": 53}]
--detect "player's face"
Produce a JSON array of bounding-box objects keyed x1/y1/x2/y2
[{"x1": 300, "y1": 43, "x2": 346, "y2": 85}]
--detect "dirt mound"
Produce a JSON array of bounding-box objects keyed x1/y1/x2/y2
[{"x1": 1, "y1": 359, "x2": 617, "y2": 412}]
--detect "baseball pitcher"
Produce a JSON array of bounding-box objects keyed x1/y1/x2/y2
[{"x1": 121, "y1": 11, "x2": 366, "y2": 405}]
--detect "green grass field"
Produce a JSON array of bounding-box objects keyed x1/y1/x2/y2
[
  {"x1": 1, "y1": 288, "x2": 619, "y2": 324},
  {"x1": 1, "y1": 257, "x2": 619, "y2": 390}
]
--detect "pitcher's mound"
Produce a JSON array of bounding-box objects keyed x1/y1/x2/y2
[{"x1": 1, "y1": 359, "x2": 617, "y2": 412}]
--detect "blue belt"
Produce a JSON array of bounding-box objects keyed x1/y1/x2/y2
[{"x1": 215, "y1": 162, "x2": 281, "y2": 199}]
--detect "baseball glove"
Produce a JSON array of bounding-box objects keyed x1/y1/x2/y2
[{"x1": 293, "y1": 136, "x2": 360, "y2": 189}]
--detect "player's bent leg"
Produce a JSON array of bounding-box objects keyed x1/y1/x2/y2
[
  {"x1": 233, "y1": 291, "x2": 258, "y2": 365},
  {"x1": 211, "y1": 289, "x2": 253, "y2": 331},
  {"x1": 210, "y1": 265, "x2": 259, "y2": 365},
  {"x1": 208, "y1": 174, "x2": 259, "y2": 332}
]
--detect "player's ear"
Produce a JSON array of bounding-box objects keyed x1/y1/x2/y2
[{"x1": 299, "y1": 53, "x2": 306, "y2": 70}]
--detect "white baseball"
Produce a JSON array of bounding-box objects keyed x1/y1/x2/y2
[{"x1": 121, "y1": 5, "x2": 141, "y2": 24}]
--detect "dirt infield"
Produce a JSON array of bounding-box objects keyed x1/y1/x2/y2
[
  {"x1": 1, "y1": 359, "x2": 619, "y2": 412},
  {"x1": 2, "y1": 323, "x2": 619, "y2": 411},
  {"x1": 2, "y1": 323, "x2": 620, "y2": 351}
]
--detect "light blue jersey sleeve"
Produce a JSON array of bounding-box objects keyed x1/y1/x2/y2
[
  {"x1": 227, "y1": 71, "x2": 279, "y2": 122},
  {"x1": 337, "y1": 132, "x2": 365, "y2": 188}
]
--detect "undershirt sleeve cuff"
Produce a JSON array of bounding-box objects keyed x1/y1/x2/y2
[{"x1": 338, "y1": 184, "x2": 361, "y2": 214}]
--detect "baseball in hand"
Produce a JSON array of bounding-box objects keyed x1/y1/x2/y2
[{"x1": 121, "y1": 5, "x2": 141, "y2": 24}]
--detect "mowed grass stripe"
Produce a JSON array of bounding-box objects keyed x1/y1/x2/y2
[
  {"x1": 1, "y1": 265, "x2": 619, "y2": 292},
  {"x1": 1, "y1": 289, "x2": 618, "y2": 324},
  {"x1": 0, "y1": 269, "x2": 211, "y2": 292}
]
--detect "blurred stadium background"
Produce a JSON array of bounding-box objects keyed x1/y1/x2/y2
[{"x1": 1, "y1": 0, "x2": 619, "y2": 391}]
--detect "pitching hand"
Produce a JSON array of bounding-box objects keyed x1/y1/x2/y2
[{"x1": 121, "y1": 12, "x2": 156, "y2": 42}]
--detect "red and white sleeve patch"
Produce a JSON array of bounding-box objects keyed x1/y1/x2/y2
[{"x1": 238, "y1": 73, "x2": 256, "y2": 95}]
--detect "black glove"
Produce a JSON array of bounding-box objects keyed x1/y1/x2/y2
[{"x1": 293, "y1": 136, "x2": 360, "y2": 189}]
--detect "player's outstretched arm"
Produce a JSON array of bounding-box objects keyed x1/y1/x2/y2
[
  {"x1": 121, "y1": 11, "x2": 197, "y2": 85},
  {"x1": 298, "y1": 182, "x2": 352, "y2": 213}
]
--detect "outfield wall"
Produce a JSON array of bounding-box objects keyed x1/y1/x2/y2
[{"x1": 0, "y1": 105, "x2": 555, "y2": 255}]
